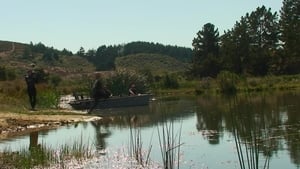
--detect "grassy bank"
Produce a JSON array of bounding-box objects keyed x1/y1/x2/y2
[
  {"x1": 0, "y1": 139, "x2": 93, "y2": 169},
  {"x1": 1, "y1": 73, "x2": 300, "y2": 112},
  {"x1": 151, "y1": 74, "x2": 300, "y2": 96}
]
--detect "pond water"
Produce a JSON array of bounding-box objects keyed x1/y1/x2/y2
[{"x1": 0, "y1": 91, "x2": 300, "y2": 169}]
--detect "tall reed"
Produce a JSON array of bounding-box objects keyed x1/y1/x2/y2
[
  {"x1": 233, "y1": 129, "x2": 270, "y2": 169},
  {"x1": 230, "y1": 95, "x2": 271, "y2": 169},
  {"x1": 157, "y1": 120, "x2": 183, "y2": 169},
  {"x1": 128, "y1": 116, "x2": 153, "y2": 167}
]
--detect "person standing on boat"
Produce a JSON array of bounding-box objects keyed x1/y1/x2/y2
[
  {"x1": 92, "y1": 73, "x2": 111, "y2": 99},
  {"x1": 128, "y1": 83, "x2": 138, "y2": 96},
  {"x1": 25, "y1": 69, "x2": 37, "y2": 110},
  {"x1": 89, "y1": 72, "x2": 111, "y2": 113}
]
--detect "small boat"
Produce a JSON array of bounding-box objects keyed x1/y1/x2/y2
[{"x1": 69, "y1": 94, "x2": 152, "y2": 110}]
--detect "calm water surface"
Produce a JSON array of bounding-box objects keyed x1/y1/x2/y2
[{"x1": 0, "y1": 91, "x2": 300, "y2": 169}]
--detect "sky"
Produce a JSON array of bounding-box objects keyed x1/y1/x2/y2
[{"x1": 1, "y1": 0, "x2": 283, "y2": 53}]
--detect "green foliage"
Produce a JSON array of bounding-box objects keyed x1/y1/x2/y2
[
  {"x1": 216, "y1": 71, "x2": 239, "y2": 94},
  {"x1": 30, "y1": 42, "x2": 47, "y2": 53},
  {"x1": 106, "y1": 70, "x2": 149, "y2": 96},
  {"x1": 48, "y1": 74, "x2": 62, "y2": 88},
  {"x1": 195, "y1": 77, "x2": 213, "y2": 95},
  {"x1": 220, "y1": 6, "x2": 279, "y2": 76},
  {"x1": 22, "y1": 47, "x2": 33, "y2": 59},
  {"x1": 79, "y1": 42, "x2": 192, "y2": 71},
  {"x1": 1, "y1": 139, "x2": 93, "y2": 169},
  {"x1": 121, "y1": 41, "x2": 193, "y2": 62},
  {"x1": 77, "y1": 46, "x2": 85, "y2": 57},
  {"x1": 192, "y1": 23, "x2": 221, "y2": 77},
  {"x1": 43, "y1": 48, "x2": 59, "y2": 62},
  {"x1": 61, "y1": 48, "x2": 73, "y2": 56},
  {"x1": 115, "y1": 53, "x2": 189, "y2": 75},
  {"x1": 280, "y1": 0, "x2": 300, "y2": 74},
  {"x1": 0, "y1": 66, "x2": 6, "y2": 81},
  {"x1": 162, "y1": 74, "x2": 179, "y2": 89},
  {"x1": 38, "y1": 89, "x2": 60, "y2": 108},
  {"x1": 0, "y1": 66, "x2": 16, "y2": 81},
  {"x1": 34, "y1": 68, "x2": 49, "y2": 83}
]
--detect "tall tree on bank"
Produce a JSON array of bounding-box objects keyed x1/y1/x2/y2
[
  {"x1": 221, "y1": 17, "x2": 251, "y2": 74},
  {"x1": 220, "y1": 6, "x2": 279, "y2": 76},
  {"x1": 247, "y1": 6, "x2": 280, "y2": 75},
  {"x1": 280, "y1": 0, "x2": 300, "y2": 74},
  {"x1": 192, "y1": 23, "x2": 221, "y2": 77}
]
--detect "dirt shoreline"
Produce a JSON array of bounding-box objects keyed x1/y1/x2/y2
[{"x1": 0, "y1": 110, "x2": 101, "y2": 139}]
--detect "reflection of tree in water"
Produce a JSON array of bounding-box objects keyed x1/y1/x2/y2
[
  {"x1": 229, "y1": 93, "x2": 300, "y2": 168},
  {"x1": 284, "y1": 125, "x2": 300, "y2": 167},
  {"x1": 279, "y1": 93, "x2": 300, "y2": 167},
  {"x1": 229, "y1": 96, "x2": 271, "y2": 168},
  {"x1": 194, "y1": 92, "x2": 300, "y2": 167},
  {"x1": 195, "y1": 95, "x2": 225, "y2": 144},
  {"x1": 90, "y1": 120, "x2": 111, "y2": 150}
]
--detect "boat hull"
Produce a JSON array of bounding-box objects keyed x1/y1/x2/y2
[{"x1": 69, "y1": 94, "x2": 152, "y2": 110}]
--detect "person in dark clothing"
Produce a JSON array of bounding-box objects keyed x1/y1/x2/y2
[
  {"x1": 128, "y1": 83, "x2": 138, "y2": 96},
  {"x1": 92, "y1": 79, "x2": 111, "y2": 100},
  {"x1": 88, "y1": 73, "x2": 111, "y2": 113},
  {"x1": 25, "y1": 70, "x2": 37, "y2": 110}
]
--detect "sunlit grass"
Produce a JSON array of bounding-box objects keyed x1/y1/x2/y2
[{"x1": 0, "y1": 139, "x2": 94, "y2": 169}]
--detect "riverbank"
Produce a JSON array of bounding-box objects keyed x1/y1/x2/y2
[{"x1": 0, "y1": 110, "x2": 100, "y2": 139}]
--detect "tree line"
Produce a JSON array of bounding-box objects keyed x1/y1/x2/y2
[
  {"x1": 24, "y1": 41, "x2": 193, "y2": 71},
  {"x1": 77, "y1": 41, "x2": 193, "y2": 70},
  {"x1": 192, "y1": 0, "x2": 300, "y2": 77}
]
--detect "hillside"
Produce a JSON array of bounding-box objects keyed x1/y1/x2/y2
[
  {"x1": 115, "y1": 53, "x2": 190, "y2": 75},
  {"x1": 0, "y1": 40, "x2": 95, "y2": 78},
  {"x1": 1, "y1": 40, "x2": 191, "y2": 78}
]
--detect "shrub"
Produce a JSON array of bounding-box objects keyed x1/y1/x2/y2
[
  {"x1": 106, "y1": 70, "x2": 149, "y2": 96},
  {"x1": 162, "y1": 74, "x2": 179, "y2": 89},
  {"x1": 195, "y1": 77, "x2": 213, "y2": 95},
  {"x1": 0, "y1": 66, "x2": 17, "y2": 81},
  {"x1": 38, "y1": 89, "x2": 60, "y2": 108},
  {"x1": 216, "y1": 71, "x2": 239, "y2": 94},
  {"x1": 49, "y1": 74, "x2": 62, "y2": 88}
]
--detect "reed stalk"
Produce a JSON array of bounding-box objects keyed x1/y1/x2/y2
[
  {"x1": 128, "y1": 118, "x2": 153, "y2": 167},
  {"x1": 157, "y1": 120, "x2": 183, "y2": 169}
]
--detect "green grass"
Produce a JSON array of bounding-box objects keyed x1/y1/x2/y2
[
  {"x1": 0, "y1": 139, "x2": 94, "y2": 169},
  {"x1": 192, "y1": 74, "x2": 300, "y2": 95},
  {"x1": 115, "y1": 53, "x2": 189, "y2": 76}
]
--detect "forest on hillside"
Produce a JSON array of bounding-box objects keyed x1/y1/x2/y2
[{"x1": 21, "y1": 41, "x2": 192, "y2": 71}]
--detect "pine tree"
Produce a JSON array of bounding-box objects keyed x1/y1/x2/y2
[{"x1": 280, "y1": 0, "x2": 300, "y2": 74}]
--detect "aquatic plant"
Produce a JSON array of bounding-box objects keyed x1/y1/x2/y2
[
  {"x1": 216, "y1": 71, "x2": 239, "y2": 94},
  {"x1": 128, "y1": 116, "x2": 153, "y2": 167},
  {"x1": 157, "y1": 120, "x2": 183, "y2": 169},
  {"x1": 0, "y1": 139, "x2": 94, "y2": 169}
]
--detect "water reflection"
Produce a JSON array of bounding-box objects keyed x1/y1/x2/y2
[
  {"x1": 0, "y1": 92, "x2": 299, "y2": 169},
  {"x1": 29, "y1": 131, "x2": 40, "y2": 150},
  {"x1": 90, "y1": 121, "x2": 111, "y2": 150},
  {"x1": 194, "y1": 92, "x2": 300, "y2": 168},
  {"x1": 92, "y1": 96, "x2": 196, "y2": 128}
]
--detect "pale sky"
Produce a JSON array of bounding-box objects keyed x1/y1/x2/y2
[{"x1": 1, "y1": 0, "x2": 283, "y2": 53}]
